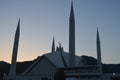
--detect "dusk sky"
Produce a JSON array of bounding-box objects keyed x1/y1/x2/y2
[{"x1": 0, "y1": 0, "x2": 120, "y2": 64}]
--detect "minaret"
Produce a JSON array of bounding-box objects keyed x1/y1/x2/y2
[
  {"x1": 52, "y1": 37, "x2": 55, "y2": 52},
  {"x1": 96, "y1": 28, "x2": 102, "y2": 73},
  {"x1": 9, "y1": 19, "x2": 20, "y2": 75},
  {"x1": 69, "y1": 0, "x2": 75, "y2": 67}
]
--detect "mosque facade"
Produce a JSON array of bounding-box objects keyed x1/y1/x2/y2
[{"x1": 3, "y1": 1, "x2": 119, "y2": 80}]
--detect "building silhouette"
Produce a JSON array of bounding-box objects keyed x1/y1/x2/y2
[{"x1": 3, "y1": 1, "x2": 120, "y2": 80}]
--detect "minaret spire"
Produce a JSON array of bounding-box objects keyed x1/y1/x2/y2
[
  {"x1": 52, "y1": 37, "x2": 55, "y2": 52},
  {"x1": 69, "y1": 0, "x2": 75, "y2": 67},
  {"x1": 96, "y1": 28, "x2": 102, "y2": 73},
  {"x1": 70, "y1": 0, "x2": 75, "y2": 22},
  {"x1": 9, "y1": 19, "x2": 20, "y2": 75}
]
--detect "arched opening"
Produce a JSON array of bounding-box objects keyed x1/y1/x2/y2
[{"x1": 54, "y1": 70, "x2": 66, "y2": 80}]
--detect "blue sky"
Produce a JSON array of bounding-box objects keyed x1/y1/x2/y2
[{"x1": 0, "y1": 0, "x2": 120, "y2": 64}]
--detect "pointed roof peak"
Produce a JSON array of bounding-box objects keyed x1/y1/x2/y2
[
  {"x1": 71, "y1": 0, "x2": 74, "y2": 9},
  {"x1": 53, "y1": 36, "x2": 55, "y2": 40},
  {"x1": 97, "y1": 27, "x2": 100, "y2": 42},
  {"x1": 17, "y1": 18, "x2": 20, "y2": 28},
  {"x1": 97, "y1": 27, "x2": 99, "y2": 32},
  {"x1": 53, "y1": 36, "x2": 55, "y2": 45},
  {"x1": 97, "y1": 27, "x2": 99, "y2": 36},
  {"x1": 18, "y1": 18, "x2": 20, "y2": 25},
  {"x1": 16, "y1": 19, "x2": 20, "y2": 34},
  {"x1": 52, "y1": 36, "x2": 55, "y2": 52},
  {"x1": 70, "y1": 0, "x2": 75, "y2": 21},
  {"x1": 71, "y1": 0, "x2": 73, "y2": 5},
  {"x1": 19, "y1": 18, "x2": 20, "y2": 22}
]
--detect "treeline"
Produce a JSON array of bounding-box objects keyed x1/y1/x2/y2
[{"x1": 0, "y1": 55, "x2": 120, "y2": 79}]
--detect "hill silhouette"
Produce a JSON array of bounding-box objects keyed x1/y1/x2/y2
[{"x1": 0, "y1": 55, "x2": 120, "y2": 79}]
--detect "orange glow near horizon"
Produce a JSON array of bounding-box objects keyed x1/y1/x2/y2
[
  {"x1": 0, "y1": 50, "x2": 49, "y2": 63},
  {"x1": 0, "y1": 41, "x2": 51, "y2": 63}
]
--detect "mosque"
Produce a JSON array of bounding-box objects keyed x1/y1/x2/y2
[{"x1": 3, "y1": 1, "x2": 119, "y2": 80}]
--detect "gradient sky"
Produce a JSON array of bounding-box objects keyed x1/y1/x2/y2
[{"x1": 0, "y1": 0, "x2": 120, "y2": 64}]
